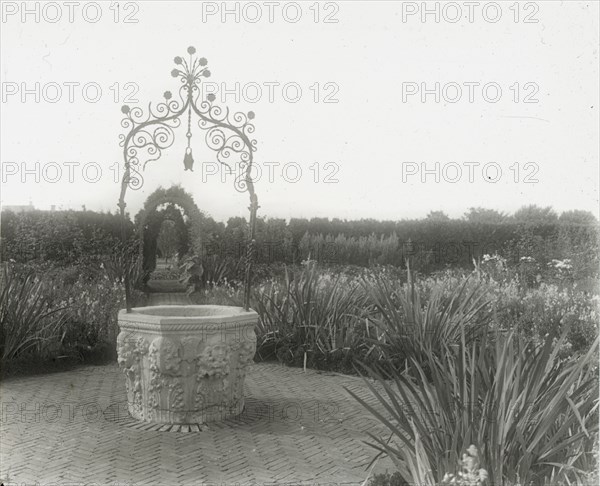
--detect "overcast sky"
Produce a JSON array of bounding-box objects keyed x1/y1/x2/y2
[{"x1": 1, "y1": 1, "x2": 598, "y2": 222}]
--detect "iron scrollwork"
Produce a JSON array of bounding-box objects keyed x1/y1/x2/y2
[{"x1": 118, "y1": 47, "x2": 260, "y2": 311}]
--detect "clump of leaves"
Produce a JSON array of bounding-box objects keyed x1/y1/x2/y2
[
  {"x1": 348, "y1": 327, "x2": 599, "y2": 485},
  {"x1": 179, "y1": 254, "x2": 204, "y2": 297},
  {"x1": 104, "y1": 240, "x2": 144, "y2": 288},
  {"x1": 253, "y1": 261, "x2": 370, "y2": 367},
  {"x1": 369, "y1": 471, "x2": 408, "y2": 486},
  {"x1": 363, "y1": 265, "x2": 492, "y2": 369},
  {"x1": 0, "y1": 264, "x2": 68, "y2": 363}
]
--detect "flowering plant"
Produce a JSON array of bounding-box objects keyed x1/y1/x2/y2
[{"x1": 442, "y1": 446, "x2": 488, "y2": 486}]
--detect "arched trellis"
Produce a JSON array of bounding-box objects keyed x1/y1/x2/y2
[
  {"x1": 118, "y1": 46, "x2": 259, "y2": 312},
  {"x1": 135, "y1": 186, "x2": 205, "y2": 285}
]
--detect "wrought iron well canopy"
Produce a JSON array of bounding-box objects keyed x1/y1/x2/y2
[{"x1": 118, "y1": 46, "x2": 259, "y2": 312}]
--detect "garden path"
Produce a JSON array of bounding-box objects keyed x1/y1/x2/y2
[
  {"x1": 145, "y1": 277, "x2": 191, "y2": 305},
  {"x1": 146, "y1": 291, "x2": 192, "y2": 305},
  {"x1": 1, "y1": 362, "x2": 394, "y2": 484}
]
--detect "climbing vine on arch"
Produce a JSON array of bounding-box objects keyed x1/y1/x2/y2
[{"x1": 134, "y1": 185, "x2": 215, "y2": 286}]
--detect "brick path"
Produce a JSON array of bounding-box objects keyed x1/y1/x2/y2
[
  {"x1": 1, "y1": 362, "x2": 395, "y2": 485},
  {"x1": 146, "y1": 292, "x2": 192, "y2": 306},
  {"x1": 145, "y1": 278, "x2": 191, "y2": 306}
]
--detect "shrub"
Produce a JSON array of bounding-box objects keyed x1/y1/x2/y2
[
  {"x1": 0, "y1": 259, "x2": 146, "y2": 370},
  {"x1": 179, "y1": 254, "x2": 204, "y2": 298},
  {"x1": 253, "y1": 261, "x2": 374, "y2": 369},
  {"x1": 363, "y1": 266, "x2": 492, "y2": 369},
  {"x1": 369, "y1": 471, "x2": 408, "y2": 486},
  {"x1": 59, "y1": 271, "x2": 128, "y2": 353},
  {"x1": 179, "y1": 253, "x2": 244, "y2": 299},
  {"x1": 485, "y1": 275, "x2": 599, "y2": 355},
  {"x1": 200, "y1": 254, "x2": 243, "y2": 288},
  {"x1": 0, "y1": 264, "x2": 68, "y2": 363},
  {"x1": 348, "y1": 329, "x2": 599, "y2": 485},
  {"x1": 0, "y1": 209, "x2": 128, "y2": 264},
  {"x1": 104, "y1": 240, "x2": 145, "y2": 291}
]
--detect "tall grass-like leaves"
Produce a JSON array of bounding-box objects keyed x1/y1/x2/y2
[
  {"x1": 254, "y1": 262, "x2": 371, "y2": 362},
  {"x1": 179, "y1": 254, "x2": 243, "y2": 297},
  {"x1": 0, "y1": 264, "x2": 68, "y2": 363},
  {"x1": 104, "y1": 241, "x2": 144, "y2": 288},
  {"x1": 347, "y1": 328, "x2": 599, "y2": 484},
  {"x1": 287, "y1": 262, "x2": 363, "y2": 354},
  {"x1": 253, "y1": 271, "x2": 291, "y2": 359},
  {"x1": 363, "y1": 266, "x2": 492, "y2": 367}
]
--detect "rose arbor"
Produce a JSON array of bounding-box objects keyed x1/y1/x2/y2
[{"x1": 116, "y1": 47, "x2": 259, "y2": 425}]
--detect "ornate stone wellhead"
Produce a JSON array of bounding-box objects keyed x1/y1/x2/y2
[{"x1": 117, "y1": 47, "x2": 259, "y2": 312}]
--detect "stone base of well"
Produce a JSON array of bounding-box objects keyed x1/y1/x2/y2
[{"x1": 116, "y1": 305, "x2": 258, "y2": 425}]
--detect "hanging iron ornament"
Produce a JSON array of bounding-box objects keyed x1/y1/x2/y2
[
  {"x1": 117, "y1": 46, "x2": 259, "y2": 312},
  {"x1": 183, "y1": 102, "x2": 194, "y2": 171},
  {"x1": 183, "y1": 147, "x2": 194, "y2": 171}
]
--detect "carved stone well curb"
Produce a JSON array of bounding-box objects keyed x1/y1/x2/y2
[{"x1": 117, "y1": 305, "x2": 258, "y2": 425}]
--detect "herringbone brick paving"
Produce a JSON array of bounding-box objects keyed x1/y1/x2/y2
[
  {"x1": 146, "y1": 292, "x2": 192, "y2": 305},
  {"x1": 1, "y1": 362, "x2": 395, "y2": 485}
]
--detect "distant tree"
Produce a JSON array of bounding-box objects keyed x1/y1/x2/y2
[
  {"x1": 309, "y1": 217, "x2": 331, "y2": 235},
  {"x1": 464, "y1": 207, "x2": 506, "y2": 223},
  {"x1": 426, "y1": 210, "x2": 451, "y2": 222},
  {"x1": 559, "y1": 210, "x2": 598, "y2": 225},
  {"x1": 288, "y1": 218, "x2": 310, "y2": 243},
  {"x1": 224, "y1": 216, "x2": 248, "y2": 256},
  {"x1": 156, "y1": 219, "x2": 178, "y2": 262},
  {"x1": 261, "y1": 218, "x2": 288, "y2": 244},
  {"x1": 512, "y1": 205, "x2": 558, "y2": 224},
  {"x1": 226, "y1": 216, "x2": 247, "y2": 231}
]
